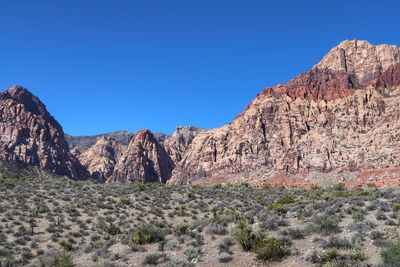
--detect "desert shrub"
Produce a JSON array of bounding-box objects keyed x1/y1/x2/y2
[
  {"x1": 376, "y1": 211, "x2": 388, "y2": 220},
  {"x1": 59, "y1": 239, "x2": 74, "y2": 251},
  {"x1": 252, "y1": 235, "x2": 289, "y2": 262},
  {"x1": 162, "y1": 260, "x2": 188, "y2": 267},
  {"x1": 52, "y1": 251, "x2": 74, "y2": 267},
  {"x1": 163, "y1": 240, "x2": 179, "y2": 251},
  {"x1": 280, "y1": 227, "x2": 305, "y2": 240},
  {"x1": 349, "y1": 249, "x2": 368, "y2": 262},
  {"x1": 321, "y1": 248, "x2": 340, "y2": 262},
  {"x1": 218, "y1": 254, "x2": 233, "y2": 263},
  {"x1": 276, "y1": 193, "x2": 295, "y2": 205},
  {"x1": 351, "y1": 210, "x2": 364, "y2": 222},
  {"x1": 308, "y1": 248, "x2": 340, "y2": 264},
  {"x1": 323, "y1": 235, "x2": 354, "y2": 249},
  {"x1": 104, "y1": 223, "x2": 121, "y2": 236},
  {"x1": 311, "y1": 214, "x2": 340, "y2": 235},
  {"x1": 131, "y1": 224, "x2": 165, "y2": 245},
  {"x1": 119, "y1": 196, "x2": 131, "y2": 205},
  {"x1": 207, "y1": 223, "x2": 228, "y2": 236},
  {"x1": 174, "y1": 224, "x2": 188, "y2": 237},
  {"x1": 370, "y1": 230, "x2": 384, "y2": 242},
  {"x1": 0, "y1": 255, "x2": 15, "y2": 267},
  {"x1": 218, "y1": 237, "x2": 235, "y2": 254},
  {"x1": 21, "y1": 249, "x2": 34, "y2": 263},
  {"x1": 142, "y1": 252, "x2": 168, "y2": 266},
  {"x1": 233, "y1": 220, "x2": 256, "y2": 251},
  {"x1": 267, "y1": 203, "x2": 287, "y2": 213},
  {"x1": 381, "y1": 241, "x2": 400, "y2": 267},
  {"x1": 184, "y1": 246, "x2": 203, "y2": 262},
  {"x1": 348, "y1": 220, "x2": 376, "y2": 233}
]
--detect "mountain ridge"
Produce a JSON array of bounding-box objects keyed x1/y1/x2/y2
[{"x1": 2, "y1": 40, "x2": 400, "y2": 187}]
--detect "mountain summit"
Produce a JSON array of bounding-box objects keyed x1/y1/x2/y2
[
  {"x1": 0, "y1": 85, "x2": 88, "y2": 179},
  {"x1": 314, "y1": 40, "x2": 400, "y2": 87},
  {"x1": 168, "y1": 40, "x2": 400, "y2": 187},
  {"x1": 2, "y1": 40, "x2": 400, "y2": 187}
]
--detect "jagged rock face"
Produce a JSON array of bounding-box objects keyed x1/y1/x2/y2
[
  {"x1": 110, "y1": 130, "x2": 174, "y2": 183},
  {"x1": 163, "y1": 126, "x2": 203, "y2": 162},
  {"x1": 78, "y1": 136, "x2": 125, "y2": 181},
  {"x1": 66, "y1": 130, "x2": 133, "y2": 156},
  {"x1": 0, "y1": 86, "x2": 88, "y2": 179},
  {"x1": 314, "y1": 40, "x2": 400, "y2": 87},
  {"x1": 169, "y1": 40, "x2": 400, "y2": 186}
]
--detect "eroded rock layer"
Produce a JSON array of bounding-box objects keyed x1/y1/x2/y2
[
  {"x1": 109, "y1": 130, "x2": 175, "y2": 183},
  {"x1": 169, "y1": 40, "x2": 400, "y2": 186},
  {"x1": 0, "y1": 86, "x2": 88, "y2": 179}
]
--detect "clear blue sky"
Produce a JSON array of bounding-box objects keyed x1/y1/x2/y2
[{"x1": 1, "y1": 0, "x2": 399, "y2": 136}]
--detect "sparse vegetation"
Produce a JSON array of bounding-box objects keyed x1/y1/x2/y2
[{"x1": 0, "y1": 176, "x2": 399, "y2": 266}]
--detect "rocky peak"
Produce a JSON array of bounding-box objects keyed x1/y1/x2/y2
[
  {"x1": 163, "y1": 126, "x2": 204, "y2": 163},
  {"x1": 1, "y1": 85, "x2": 52, "y2": 119},
  {"x1": 314, "y1": 40, "x2": 400, "y2": 87},
  {"x1": 133, "y1": 129, "x2": 157, "y2": 143},
  {"x1": 110, "y1": 129, "x2": 174, "y2": 183},
  {"x1": 0, "y1": 86, "x2": 88, "y2": 179},
  {"x1": 78, "y1": 135, "x2": 124, "y2": 181},
  {"x1": 169, "y1": 40, "x2": 400, "y2": 187}
]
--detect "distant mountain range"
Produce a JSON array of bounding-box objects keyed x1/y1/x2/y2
[{"x1": 1, "y1": 40, "x2": 400, "y2": 187}]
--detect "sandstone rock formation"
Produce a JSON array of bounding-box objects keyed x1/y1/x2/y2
[
  {"x1": 66, "y1": 130, "x2": 133, "y2": 156},
  {"x1": 314, "y1": 40, "x2": 400, "y2": 87},
  {"x1": 4, "y1": 40, "x2": 400, "y2": 187},
  {"x1": 110, "y1": 130, "x2": 174, "y2": 183},
  {"x1": 168, "y1": 40, "x2": 400, "y2": 186},
  {"x1": 0, "y1": 85, "x2": 88, "y2": 179},
  {"x1": 77, "y1": 135, "x2": 126, "y2": 181},
  {"x1": 163, "y1": 126, "x2": 204, "y2": 163}
]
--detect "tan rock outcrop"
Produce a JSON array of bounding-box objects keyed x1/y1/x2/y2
[
  {"x1": 314, "y1": 40, "x2": 400, "y2": 87},
  {"x1": 78, "y1": 135, "x2": 125, "y2": 181},
  {"x1": 163, "y1": 126, "x2": 203, "y2": 163},
  {"x1": 169, "y1": 41, "x2": 400, "y2": 186},
  {"x1": 0, "y1": 85, "x2": 88, "y2": 179},
  {"x1": 109, "y1": 130, "x2": 174, "y2": 183}
]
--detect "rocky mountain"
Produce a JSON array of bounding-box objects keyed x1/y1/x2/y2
[
  {"x1": 314, "y1": 40, "x2": 400, "y2": 87},
  {"x1": 110, "y1": 129, "x2": 174, "y2": 183},
  {"x1": 66, "y1": 130, "x2": 133, "y2": 155},
  {"x1": 73, "y1": 126, "x2": 202, "y2": 182},
  {"x1": 0, "y1": 85, "x2": 88, "y2": 179},
  {"x1": 168, "y1": 40, "x2": 400, "y2": 187},
  {"x1": 163, "y1": 126, "x2": 204, "y2": 163},
  {"x1": 77, "y1": 135, "x2": 126, "y2": 181},
  {"x1": 3, "y1": 40, "x2": 400, "y2": 187}
]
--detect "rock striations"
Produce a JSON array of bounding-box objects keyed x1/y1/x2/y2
[
  {"x1": 77, "y1": 135, "x2": 126, "y2": 182},
  {"x1": 110, "y1": 130, "x2": 174, "y2": 183},
  {"x1": 0, "y1": 85, "x2": 88, "y2": 179},
  {"x1": 3, "y1": 40, "x2": 400, "y2": 187},
  {"x1": 168, "y1": 40, "x2": 400, "y2": 186}
]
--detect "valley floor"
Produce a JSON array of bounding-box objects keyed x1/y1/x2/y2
[{"x1": 1, "y1": 177, "x2": 400, "y2": 267}]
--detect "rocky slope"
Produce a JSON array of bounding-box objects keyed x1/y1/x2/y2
[
  {"x1": 110, "y1": 130, "x2": 174, "y2": 183},
  {"x1": 169, "y1": 40, "x2": 400, "y2": 187},
  {"x1": 77, "y1": 135, "x2": 126, "y2": 181},
  {"x1": 0, "y1": 86, "x2": 88, "y2": 179},
  {"x1": 66, "y1": 130, "x2": 133, "y2": 156},
  {"x1": 72, "y1": 126, "x2": 202, "y2": 182},
  {"x1": 3, "y1": 40, "x2": 400, "y2": 187},
  {"x1": 163, "y1": 126, "x2": 204, "y2": 163}
]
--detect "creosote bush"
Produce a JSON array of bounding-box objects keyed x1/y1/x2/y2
[
  {"x1": 253, "y1": 235, "x2": 289, "y2": 262},
  {"x1": 52, "y1": 251, "x2": 74, "y2": 267},
  {"x1": 131, "y1": 224, "x2": 165, "y2": 245},
  {"x1": 381, "y1": 241, "x2": 400, "y2": 267},
  {"x1": 233, "y1": 220, "x2": 289, "y2": 262},
  {"x1": 233, "y1": 220, "x2": 256, "y2": 251},
  {"x1": 311, "y1": 213, "x2": 341, "y2": 235}
]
